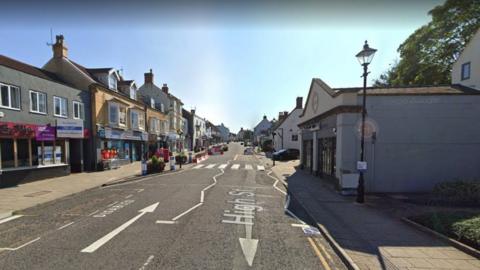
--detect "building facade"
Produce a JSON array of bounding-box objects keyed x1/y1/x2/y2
[
  {"x1": 299, "y1": 78, "x2": 480, "y2": 193},
  {"x1": 0, "y1": 55, "x2": 89, "y2": 186},
  {"x1": 452, "y1": 28, "x2": 480, "y2": 90},
  {"x1": 253, "y1": 115, "x2": 273, "y2": 144},
  {"x1": 273, "y1": 97, "x2": 303, "y2": 151},
  {"x1": 216, "y1": 123, "x2": 230, "y2": 142},
  {"x1": 43, "y1": 35, "x2": 148, "y2": 170}
]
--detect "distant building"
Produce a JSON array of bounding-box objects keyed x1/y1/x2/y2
[
  {"x1": 452, "y1": 28, "x2": 480, "y2": 90},
  {"x1": 273, "y1": 97, "x2": 303, "y2": 151},
  {"x1": 253, "y1": 115, "x2": 273, "y2": 144},
  {"x1": 216, "y1": 123, "x2": 230, "y2": 142}
]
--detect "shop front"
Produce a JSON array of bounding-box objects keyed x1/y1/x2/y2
[
  {"x1": 97, "y1": 127, "x2": 148, "y2": 170},
  {"x1": 56, "y1": 119, "x2": 86, "y2": 173},
  {"x1": 0, "y1": 121, "x2": 70, "y2": 187}
]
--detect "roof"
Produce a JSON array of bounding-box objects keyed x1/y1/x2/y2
[
  {"x1": 0, "y1": 54, "x2": 67, "y2": 84},
  {"x1": 332, "y1": 84, "x2": 480, "y2": 96},
  {"x1": 86, "y1": 68, "x2": 113, "y2": 74},
  {"x1": 118, "y1": 80, "x2": 134, "y2": 86}
]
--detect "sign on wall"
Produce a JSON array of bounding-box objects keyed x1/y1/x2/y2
[
  {"x1": 57, "y1": 119, "x2": 84, "y2": 138},
  {"x1": 36, "y1": 125, "x2": 56, "y2": 141}
]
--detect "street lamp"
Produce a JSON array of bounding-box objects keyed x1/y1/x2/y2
[{"x1": 355, "y1": 40, "x2": 377, "y2": 204}]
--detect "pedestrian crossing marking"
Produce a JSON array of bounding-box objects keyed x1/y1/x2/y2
[
  {"x1": 205, "y1": 164, "x2": 216, "y2": 169},
  {"x1": 257, "y1": 165, "x2": 265, "y2": 171},
  {"x1": 245, "y1": 164, "x2": 253, "y2": 170},
  {"x1": 231, "y1": 164, "x2": 240, "y2": 170},
  {"x1": 193, "y1": 164, "x2": 205, "y2": 169},
  {"x1": 219, "y1": 164, "x2": 228, "y2": 169}
]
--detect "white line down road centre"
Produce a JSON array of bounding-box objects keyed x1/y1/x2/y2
[{"x1": 81, "y1": 202, "x2": 159, "y2": 253}]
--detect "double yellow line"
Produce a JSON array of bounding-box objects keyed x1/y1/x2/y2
[{"x1": 307, "y1": 236, "x2": 333, "y2": 270}]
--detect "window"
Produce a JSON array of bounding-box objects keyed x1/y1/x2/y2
[
  {"x1": 0, "y1": 83, "x2": 20, "y2": 110},
  {"x1": 150, "y1": 118, "x2": 160, "y2": 133},
  {"x1": 461, "y1": 62, "x2": 471, "y2": 80},
  {"x1": 53, "y1": 96, "x2": 67, "y2": 117},
  {"x1": 73, "y1": 101, "x2": 84, "y2": 120},
  {"x1": 109, "y1": 75, "x2": 117, "y2": 90},
  {"x1": 109, "y1": 103, "x2": 119, "y2": 125},
  {"x1": 130, "y1": 87, "x2": 136, "y2": 100},
  {"x1": 292, "y1": 134, "x2": 298, "y2": 141},
  {"x1": 108, "y1": 102, "x2": 126, "y2": 127},
  {"x1": 150, "y1": 98, "x2": 155, "y2": 109},
  {"x1": 119, "y1": 106, "x2": 127, "y2": 126},
  {"x1": 0, "y1": 139, "x2": 14, "y2": 168},
  {"x1": 160, "y1": 103, "x2": 164, "y2": 112},
  {"x1": 30, "y1": 90, "x2": 46, "y2": 114},
  {"x1": 131, "y1": 110, "x2": 144, "y2": 130}
]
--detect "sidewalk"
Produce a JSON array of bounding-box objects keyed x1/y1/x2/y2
[
  {"x1": 271, "y1": 162, "x2": 480, "y2": 270},
  {"x1": 0, "y1": 162, "x2": 145, "y2": 217}
]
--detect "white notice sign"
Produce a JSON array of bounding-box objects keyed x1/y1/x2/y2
[{"x1": 357, "y1": 161, "x2": 367, "y2": 171}]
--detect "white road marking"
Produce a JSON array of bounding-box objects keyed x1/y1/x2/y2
[
  {"x1": 234, "y1": 154, "x2": 238, "y2": 160},
  {"x1": 139, "y1": 255, "x2": 155, "y2": 270},
  {"x1": 0, "y1": 215, "x2": 23, "y2": 225},
  {"x1": 136, "y1": 189, "x2": 144, "y2": 193},
  {"x1": 0, "y1": 237, "x2": 41, "y2": 251},
  {"x1": 291, "y1": 223, "x2": 310, "y2": 228},
  {"x1": 155, "y1": 220, "x2": 176, "y2": 224},
  {"x1": 57, "y1": 222, "x2": 75, "y2": 230},
  {"x1": 245, "y1": 164, "x2": 253, "y2": 170},
  {"x1": 266, "y1": 171, "x2": 287, "y2": 195},
  {"x1": 81, "y1": 202, "x2": 159, "y2": 253},
  {"x1": 193, "y1": 164, "x2": 205, "y2": 169},
  {"x1": 125, "y1": 194, "x2": 133, "y2": 199},
  {"x1": 219, "y1": 164, "x2": 228, "y2": 169},
  {"x1": 106, "y1": 201, "x2": 119, "y2": 207},
  {"x1": 231, "y1": 164, "x2": 240, "y2": 170},
  {"x1": 171, "y1": 203, "x2": 203, "y2": 221},
  {"x1": 257, "y1": 165, "x2": 265, "y2": 171},
  {"x1": 205, "y1": 164, "x2": 216, "y2": 169},
  {"x1": 88, "y1": 210, "x2": 100, "y2": 216}
]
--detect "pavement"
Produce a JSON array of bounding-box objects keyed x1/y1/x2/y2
[
  {"x1": 0, "y1": 142, "x2": 346, "y2": 269},
  {"x1": 262, "y1": 156, "x2": 480, "y2": 270}
]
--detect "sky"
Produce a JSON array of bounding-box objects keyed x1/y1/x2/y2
[{"x1": 0, "y1": 0, "x2": 443, "y2": 133}]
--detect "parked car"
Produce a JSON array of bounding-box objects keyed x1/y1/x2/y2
[
  {"x1": 244, "y1": 147, "x2": 254, "y2": 155},
  {"x1": 272, "y1": 149, "x2": 299, "y2": 161}
]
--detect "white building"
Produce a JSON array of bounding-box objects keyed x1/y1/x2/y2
[
  {"x1": 452, "y1": 28, "x2": 480, "y2": 90},
  {"x1": 273, "y1": 97, "x2": 303, "y2": 151},
  {"x1": 253, "y1": 115, "x2": 272, "y2": 144}
]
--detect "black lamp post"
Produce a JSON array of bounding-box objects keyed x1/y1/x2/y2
[
  {"x1": 355, "y1": 40, "x2": 377, "y2": 204},
  {"x1": 272, "y1": 132, "x2": 276, "y2": 166}
]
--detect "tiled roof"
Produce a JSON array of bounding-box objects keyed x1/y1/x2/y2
[
  {"x1": 0, "y1": 55, "x2": 66, "y2": 84},
  {"x1": 86, "y1": 68, "x2": 113, "y2": 73}
]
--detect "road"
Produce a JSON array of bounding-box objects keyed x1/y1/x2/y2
[{"x1": 0, "y1": 143, "x2": 346, "y2": 270}]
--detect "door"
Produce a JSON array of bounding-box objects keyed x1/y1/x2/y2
[{"x1": 69, "y1": 139, "x2": 83, "y2": 173}]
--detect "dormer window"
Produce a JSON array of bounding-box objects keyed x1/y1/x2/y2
[
  {"x1": 129, "y1": 87, "x2": 136, "y2": 100},
  {"x1": 150, "y1": 98, "x2": 155, "y2": 109},
  {"x1": 109, "y1": 74, "x2": 117, "y2": 90}
]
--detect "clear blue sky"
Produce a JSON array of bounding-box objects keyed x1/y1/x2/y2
[{"x1": 1, "y1": 0, "x2": 442, "y2": 133}]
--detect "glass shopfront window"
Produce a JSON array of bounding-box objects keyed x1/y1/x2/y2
[
  {"x1": 17, "y1": 139, "x2": 29, "y2": 167},
  {"x1": 1, "y1": 139, "x2": 15, "y2": 168},
  {"x1": 101, "y1": 140, "x2": 130, "y2": 160}
]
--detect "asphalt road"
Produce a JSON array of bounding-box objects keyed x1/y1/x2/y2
[{"x1": 0, "y1": 142, "x2": 346, "y2": 270}]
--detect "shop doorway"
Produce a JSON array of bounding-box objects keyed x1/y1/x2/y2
[
  {"x1": 70, "y1": 139, "x2": 83, "y2": 173},
  {"x1": 302, "y1": 139, "x2": 313, "y2": 172},
  {"x1": 318, "y1": 137, "x2": 336, "y2": 178}
]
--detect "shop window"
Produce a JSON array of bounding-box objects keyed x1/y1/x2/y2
[
  {"x1": 54, "y1": 96, "x2": 68, "y2": 118},
  {"x1": 0, "y1": 83, "x2": 20, "y2": 110},
  {"x1": 31, "y1": 140, "x2": 40, "y2": 166},
  {"x1": 17, "y1": 139, "x2": 29, "y2": 167},
  {"x1": 73, "y1": 101, "x2": 84, "y2": 120},
  {"x1": 30, "y1": 90, "x2": 47, "y2": 114},
  {"x1": 0, "y1": 139, "x2": 14, "y2": 168}
]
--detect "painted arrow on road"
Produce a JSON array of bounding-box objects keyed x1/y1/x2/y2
[
  {"x1": 81, "y1": 202, "x2": 159, "y2": 253},
  {"x1": 239, "y1": 215, "x2": 258, "y2": 267}
]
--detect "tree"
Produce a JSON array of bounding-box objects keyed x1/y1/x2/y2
[{"x1": 374, "y1": 0, "x2": 480, "y2": 87}]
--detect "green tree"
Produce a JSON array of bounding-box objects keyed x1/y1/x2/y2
[{"x1": 374, "y1": 0, "x2": 480, "y2": 87}]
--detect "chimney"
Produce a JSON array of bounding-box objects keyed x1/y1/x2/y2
[
  {"x1": 191, "y1": 109, "x2": 195, "y2": 115},
  {"x1": 162, "y1": 83, "x2": 169, "y2": 94},
  {"x1": 263, "y1": 115, "x2": 267, "y2": 120},
  {"x1": 296, "y1": 97, "x2": 303, "y2": 109},
  {"x1": 144, "y1": 69, "x2": 154, "y2": 84},
  {"x1": 52, "y1": 35, "x2": 68, "y2": 58},
  {"x1": 278, "y1": 112, "x2": 283, "y2": 121}
]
